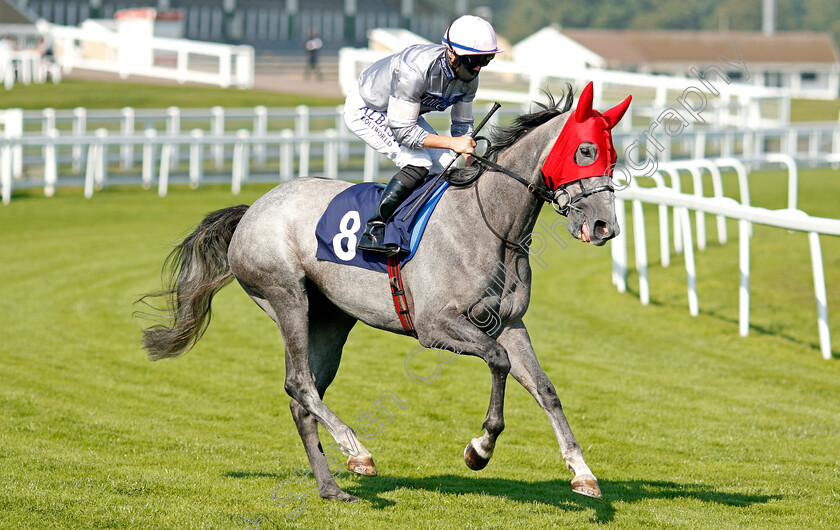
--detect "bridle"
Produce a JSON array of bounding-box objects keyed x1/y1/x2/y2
[
  {"x1": 468, "y1": 152, "x2": 614, "y2": 216},
  {"x1": 455, "y1": 150, "x2": 614, "y2": 248}
]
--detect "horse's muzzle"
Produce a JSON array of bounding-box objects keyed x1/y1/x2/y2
[{"x1": 579, "y1": 217, "x2": 619, "y2": 246}]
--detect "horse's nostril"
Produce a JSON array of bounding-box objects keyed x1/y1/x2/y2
[{"x1": 594, "y1": 220, "x2": 613, "y2": 239}]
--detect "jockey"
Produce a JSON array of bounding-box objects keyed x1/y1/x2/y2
[{"x1": 344, "y1": 15, "x2": 503, "y2": 255}]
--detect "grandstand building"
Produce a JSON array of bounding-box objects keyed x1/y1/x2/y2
[{"x1": 13, "y1": 0, "x2": 459, "y2": 51}]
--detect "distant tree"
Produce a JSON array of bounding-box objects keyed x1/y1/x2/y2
[{"x1": 421, "y1": 0, "x2": 839, "y2": 49}]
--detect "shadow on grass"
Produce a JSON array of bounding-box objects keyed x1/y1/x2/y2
[
  {"x1": 345, "y1": 474, "x2": 780, "y2": 523},
  {"x1": 226, "y1": 471, "x2": 284, "y2": 479},
  {"x1": 704, "y1": 309, "x2": 838, "y2": 358},
  {"x1": 623, "y1": 269, "x2": 836, "y2": 358}
]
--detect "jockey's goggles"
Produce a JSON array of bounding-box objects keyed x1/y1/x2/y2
[{"x1": 456, "y1": 52, "x2": 494, "y2": 69}]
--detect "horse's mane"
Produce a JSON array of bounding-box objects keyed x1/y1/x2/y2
[{"x1": 449, "y1": 85, "x2": 574, "y2": 185}]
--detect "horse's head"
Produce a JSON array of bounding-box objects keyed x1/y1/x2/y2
[{"x1": 542, "y1": 82, "x2": 632, "y2": 246}]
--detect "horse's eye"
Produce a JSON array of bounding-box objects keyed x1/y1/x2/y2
[{"x1": 575, "y1": 143, "x2": 598, "y2": 166}]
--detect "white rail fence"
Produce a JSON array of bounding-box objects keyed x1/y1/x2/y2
[
  {"x1": 0, "y1": 129, "x2": 356, "y2": 203},
  {"x1": 611, "y1": 158, "x2": 839, "y2": 360},
  {"x1": 339, "y1": 47, "x2": 791, "y2": 128},
  {"x1": 41, "y1": 21, "x2": 254, "y2": 89},
  {"x1": 2, "y1": 104, "x2": 839, "y2": 192}
]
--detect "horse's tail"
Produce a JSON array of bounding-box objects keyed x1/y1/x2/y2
[{"x1": 138, "y1": 204, "x2": 249, "y2": 361}]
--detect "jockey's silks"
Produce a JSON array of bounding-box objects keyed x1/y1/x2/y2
[{"x1": 540, "y1": 81, "x2": 632, "y2": 190}]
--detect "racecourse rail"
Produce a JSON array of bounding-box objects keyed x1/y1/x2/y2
[
  {"x1": 612, "y1": 164, "x2": 840, "y2": 361},
  {"x1": 1, "y1": 104, "x2": 838, "y2": 360},
  {"x1": 2, "y1": 103, "x2": 839, "y2": 196}
]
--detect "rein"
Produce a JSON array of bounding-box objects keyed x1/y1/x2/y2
[{"x1": 468, "y1": 153, "x2": 615, "y2": 216}]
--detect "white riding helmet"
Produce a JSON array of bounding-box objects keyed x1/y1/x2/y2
[{"x1": 441, "y1": 15, "x2": 503, "y2": 56}]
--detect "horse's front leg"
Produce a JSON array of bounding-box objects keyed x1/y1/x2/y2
[
  {"x1": 418, "y1": 306, "x2": 510, "y2": 471},
  {"x1": 496, "y1": 321, "x2": 602, "y2": 499}
]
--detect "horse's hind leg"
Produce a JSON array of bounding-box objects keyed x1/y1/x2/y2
[
  {"x1": 497, "y1": 321, "x2": 602, "y2": 499},
  {"x1": 258, "y1": 279, "x2": 376, "y2": 482},
  {"x1": 287, "y1": 284, "x2": 363, "y2": 501}
]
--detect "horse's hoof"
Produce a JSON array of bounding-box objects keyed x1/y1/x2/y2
[
  {"x1": 347, "y1": 455, "x2": 377, "y2": 476},
  {"x1": 321, "y1": 490, "x2": 359, "y2": 502},
  {"x1": 571, "y1": 474, "x2": 603, "y2": 499},
  {"x1": 463, "y1": 442, "x2": 490, "y2": 471}
]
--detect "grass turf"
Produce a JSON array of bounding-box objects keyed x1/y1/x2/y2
[
  {"x1": 2, "y1": 80, "x2": 838, "y2": 125},
  {"x1": 0, "y1": 79, "x2": 344, "y2": 110},
  {"x1": 0, "y1": 169, "x2": 839, "y2": 529}
]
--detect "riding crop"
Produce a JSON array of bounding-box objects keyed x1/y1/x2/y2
[{"x1": 400, "y1": 101, "x2": 502, "y2": 221}]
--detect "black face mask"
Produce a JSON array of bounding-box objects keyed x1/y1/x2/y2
[{"x1": 447, "y1": 53, "x2": 479, "y2": 82}]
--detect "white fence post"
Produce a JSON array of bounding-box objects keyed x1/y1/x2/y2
[
  {"x1": 689, "y1": 166, "x2": 706, "y2": 251},
  {"x1": 363, "y1": 144, "x2": 378, "y2": 182},
  {"x1": 678, "y1": 206, "x2": 699, "y2": 317},
  {"x1": 189, "y1": 129, "x2": 204, "y2": 188},
  {"x1": 254, "y1": 105, "x2": 267, "y2": 165},
  {"x1": 325, "y1": 129, "x2": 338, "y2": 179},
  {"x1": 159, "y1": 140, "x2": 172, "y2": 198},
  {"x1": 808, "y1": 232, "x2": 831, "y2": 360},
  {"x1": 5, "y1": 109, "x2": 23, "y2": 178},
  {"x1": 833, "y1": 113, "x2": 840, "y2": 169},
  {"x1": 212, "y1": 106, "x2": 225, "y2": 169},
  {"x1": 44, "y1": 129, "x2": 58, "y2": 197},
  {"x1": 280, "y1": 129, "x2": 294, "y2": 181},
  {"x1": 95, "y1": 128, "x2": 108, "y2": 190},
  {"x1": 739, "y1": 218, "x2": 750, "y2": 337},
  {"x1": 808, "y1": 130, "x2": 820, "y2": 166},
  {"x1": 219, "y1": 48, "x2": 232, "y2": 88},
  {"x1": 235, "y1": 45, "x2": 254, "y2": 88},
  {"x1": 232, "y1": 129, "x2": 249, "y2": 194},
  {"x1": 296, "y1": 105, "x2": 310, "y2": 178},
  {"x1": 660, "y1": 167, "x2": 683, "y2": 255},
  {"x1": 611, "y1": 198, "x2": 628, "y2": 292},
  {"x1": 167, "y1": 106, "x2": 181, "y2": 169},
  {"x1": 1, "y1": 142, "x2": 12, "y2": 204},
  {"x1": 84, "y1": 141, "x2": 97, "y2": 199},
  {"x1": 632, "y1": 195, "x2": 650, "y2": 305},
  {"x1": 42, "y1": 108, "x2": 56, "y2": 164},
  {"x1": 336, "y1": 104, "x2": 349, "y2": 163},
  {"x1": 239, "y1": 129, "x2": 250, "y2": 183},
  {"x1": 42, "y1": 108, "x2": 56, "y2": 132},
  {"x1": 72, "y1": 107, "x2": 86, "y2": 173},
  {"x1": 142, "y1": 128, "x2": 156, "y2": 189},
  {"x1": 121, "y1": 107, "x2": 135, "y2": 170},
  {"x1": 176, "y1": 47, "x2": 188, "y2": 84}
]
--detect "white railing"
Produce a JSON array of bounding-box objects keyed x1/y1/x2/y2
[
  {"x1": 4, "y1": 104, "x2": 838, "y2": 180},
  {"x1": 611, "y1": 162, "x2": 839, "y2": 360},
  {"x1": 339, "y1": 47, "x2": 790, "y2": 128},
  {"x1": 0, "y1": 127, "x2": 380, "y2": 204},
  {"x1": 40, "y1": 21, "x2": 254, "y2": 89}
]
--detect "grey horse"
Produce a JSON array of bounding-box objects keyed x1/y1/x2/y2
[{"x1": 139, "y1": 84, "x2": 632, "y2": 502}]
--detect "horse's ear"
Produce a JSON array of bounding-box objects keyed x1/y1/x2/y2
[
  {"x1": 574, "y1": 81, "x2": 594, "y2": 123},
  {"x1": 602, "y1": 95, "x2": 632, "y2": 129}
]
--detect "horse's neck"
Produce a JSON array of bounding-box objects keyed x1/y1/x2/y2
[
  {"x1": 472, "y1": 119, "x2": 561, "y2": 246},
  {"x1": 475, "y1": 167, "x2": 542, "y2": 246}
]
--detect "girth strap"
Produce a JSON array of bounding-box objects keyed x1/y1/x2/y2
[{"x1": 386, "y1": 256, "x2": 418, "y2": 338}]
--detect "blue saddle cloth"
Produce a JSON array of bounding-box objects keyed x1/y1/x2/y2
[{"x1": 315, "y1": 178, "x2": 449, "y2": 273}]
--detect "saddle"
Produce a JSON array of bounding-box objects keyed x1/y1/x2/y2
[{"x1": 314, "y1": 178, "x2": 449, "y2": 273}]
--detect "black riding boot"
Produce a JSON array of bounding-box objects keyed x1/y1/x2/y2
[{"x1": 358, "y1": 166, "x2": 428, "y2": 255}]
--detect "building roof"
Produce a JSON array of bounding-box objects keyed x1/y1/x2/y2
[
  {"x1": 561, "y1": 29, "x2": 840, "y2": 65},
  {"x1": 1, "y1": 0, "x2": 35, "y2": 24}
]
